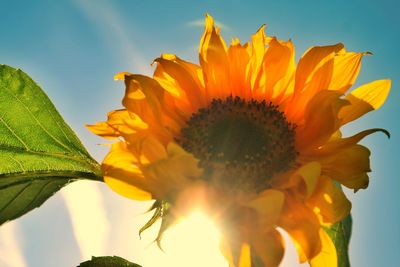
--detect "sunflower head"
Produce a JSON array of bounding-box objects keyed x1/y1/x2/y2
[{"x1": 88, "y1": 14, "x2": 390, "y2": 267}]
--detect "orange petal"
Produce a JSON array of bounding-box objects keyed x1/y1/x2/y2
[
  {"x1": 339, "y1": 79, "x2": 391, "y2": 125},
  {"x1": 199, "y1": 14, "x2": 230, "y2": 99},
  {"x1": 141, "y1": 143, "x2": 203, "y2": 199},
  {"x1": 307, "y1": 176, "x2": 352, "y2": 224},
  {"x1": 139, "y1": 135, "x2": 168, "y2": 163},
  {"x1": 227, "y1": 41, "x2": 251, "y2": 99},
  {"x1": 252, "y1": 229, "x2": 285, "y2": 267},
  {"x1": 296, "y1": 90, "x2": 349, "y2": 151},
  {"x1": 103, "y1": 142, "x2": 152, "y2": 200},
  {"x1": 279, "y1": 196, "x2": 322, "y2": 262},
  {"x1": 246, "y1": 189, "x2": 285, "y2": 228},
  {"x1": 295, "y1": 44, "x2": 344, "y2": 95},
  {"x1": 247, "y1": 24, "x2": 270, "y2": 88},
  {"x1": 309, "y1": 229, "x2": 338, "y2": 267},
  {"x1": 271, "y1": 162, "x2": 321, "y2": 198},
  {"x1": 154, "y1": 54, "x2": 206, "y2": 113},
  {"x1": 340, "y1": 173, "x2": 369, "y2": 191},
  {"x1": 320, "y1": 144, "x2": 371, "y2": 189},
  {"x1": 253, "y1": 37, "x2": 295, "y2": 102}
]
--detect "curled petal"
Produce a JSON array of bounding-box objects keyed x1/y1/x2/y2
[{"x1": 309, "y1": 128, "x2": 390, "y2": 156}]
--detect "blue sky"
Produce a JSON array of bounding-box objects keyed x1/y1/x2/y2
[{"x1": 0, "y1": 0, "x2": 399, "y2": 266}]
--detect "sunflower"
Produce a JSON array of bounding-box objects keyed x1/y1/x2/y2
[{"x1": 87, "y1": 15, "x2": 390, "y2": 267}]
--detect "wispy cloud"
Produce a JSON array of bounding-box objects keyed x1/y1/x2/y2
[
  {"x1": 62, "y1": 181, "x2": 110, "y2": 261},
  {"x1": 0, "y1": 222, "x2": 27, "y2": 267},
  {"x1": 186, "y1": 19, "x2": 231, "y2": 32},
  {"x1": 72, "y1": 0, "x2": 151, "y2": 75}
]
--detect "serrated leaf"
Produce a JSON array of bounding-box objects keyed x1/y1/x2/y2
[
  {"x1": 78, "y1": 256, "x2": 141, "y2": 267},
  {"x1": 324, "y1": 215, "x2": 352, "y2": 267},
  {"x1": 0, "y1": 65, "x2": 102, "y2": 225}
]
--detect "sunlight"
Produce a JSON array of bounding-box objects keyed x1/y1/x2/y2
[
  {"x1": 62, "y1": 181, "x2": 110, "y2": 260},
  {"x1": 144, "y1": 211, "x2": 228, "y2": 267}
]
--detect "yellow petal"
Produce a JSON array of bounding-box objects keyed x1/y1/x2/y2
[
  {"x1": 122, "y1": 74, "x2": 164, "y2": 120},
  {"x1": 109, "y1": 110, "x2": 148, "y2": 133},
  {"x1": 252, "y1": 230, "x2": 284, "y2": 267},
  {"x1": 296, "y1": 162, "x2": 322, "y2": 198},
  {"x1": 339, "y1": 79, "x2": 391, "y2": 125},
  {"x1": 238, "y1": 242, "x2": 251, "y2": 267},
  {"x1": 247, "y1": 189, "x2": 285, "y2": 227},
  {"x1": 248, "y1": 24, "x2": 270, "y2": 88},
  {"x1": 307, "y1": 176, "x2": 352, "y2": 224},
  {"x1": 309, "y1": 229, "x2": 337, "y2": 267},
  {"x1": 103, "y1": 142, "x2": 152, "y2": 200},
  {"x1": 328, "y1": 51, "x2": 367, "y2": 93},
  {"x1": 86, "y1": 121, "x2": 118, "y2": 139}
]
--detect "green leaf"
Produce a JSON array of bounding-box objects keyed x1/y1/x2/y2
[
  {"x1": 0, "y1": 65, "x2": 102, "y2": 225},
  {"x1": 324, "y1": 215, "x2": 352, "y2": 267},
  {"x1": 78, "y1": 256, "x2": 141, "y2": 267}
]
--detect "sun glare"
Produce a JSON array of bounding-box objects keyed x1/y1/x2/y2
[{"x1": 145, "y1": 211, "x2": 228, "y2": 267}]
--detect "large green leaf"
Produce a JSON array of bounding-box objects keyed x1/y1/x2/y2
[
  {"x1": 78, "y1": 256, "x2": 141, "y2": 267},
  {"x1": 0, "y1": 65, "x2": 102, "y2": 225},
  {"x1": 324, "y1": 215, "x2": 352, "y2": 267}
]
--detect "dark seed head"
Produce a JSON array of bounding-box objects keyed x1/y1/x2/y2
[{"x1": 177, "y1": 96, "x2": 297, "y2": 193}]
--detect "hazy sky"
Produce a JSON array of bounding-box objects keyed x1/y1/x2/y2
[{"x1": 0, "y1": 0, "x2": 399, "y2": 266}]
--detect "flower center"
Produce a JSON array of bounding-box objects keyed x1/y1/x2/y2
[{"x1": 178, "y1": 96, "x2": 297, "y2": 193}]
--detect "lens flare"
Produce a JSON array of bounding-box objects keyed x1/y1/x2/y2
[{"x1": 145, "y1": 211, "x2": 228, "y2": 267}]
